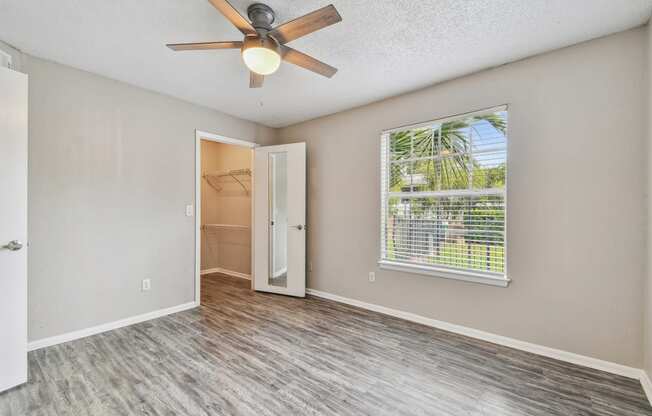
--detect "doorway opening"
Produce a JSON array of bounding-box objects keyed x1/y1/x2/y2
[
  {"x1": 195, "y1": 132, "x2": 306, "y2": 303},
  {"x1": 195, "y1": 131, "x2": 255, "y2": 305}
]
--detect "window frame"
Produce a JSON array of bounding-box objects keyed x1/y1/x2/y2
[{"x1": 378, "y1": 105, "x2": 510, "y2": 287}]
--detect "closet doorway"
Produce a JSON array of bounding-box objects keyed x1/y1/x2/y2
[
  {"x1": 195, "y1": 131, "x2": 307, "y2": 304},
  {"x1": 195, "y1": 131, "x2": 255, "y2": 303}
]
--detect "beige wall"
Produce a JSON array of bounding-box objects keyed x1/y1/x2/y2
[
  {"x1": 24, "y1": 54, "x2": 274, "y2": 341},
  {"x1": 278, "y1": 27, "x2": 647, "y2": 367},
  {"x1": 200, "y1": 140, "x2": 252, "y2": 275}
]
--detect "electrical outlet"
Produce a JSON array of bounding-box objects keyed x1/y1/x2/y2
[
  {"x1": 142, "y1": 279, "x2": 151, "y2": 291},
  {"x1": 368, "y1": 272, "x2": 375, "y2": 283},
  {"x1": 185, "y1": 204, "x2": 194, "y2": 217}
]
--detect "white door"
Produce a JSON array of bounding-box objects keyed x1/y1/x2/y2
[
  {"x1": 0, "y1": 66, "x2": 28, "y2": 392},
  {"x1": 253, "y1": 143, "x2": 306, "y2": 297}
]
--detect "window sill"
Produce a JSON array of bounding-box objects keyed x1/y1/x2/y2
[{"x1": 378, "y1": 260, "x2": 510, "y2": 287}]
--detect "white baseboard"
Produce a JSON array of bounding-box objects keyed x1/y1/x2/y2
[
  {"x1": 641, "y1": 371, "x2": 652, "y2": 405},
  {"x1": 201, "y1": 267, "x2": 251, "y2": 280},
  {"x1": 306, "y1": 288, "x2": 644, "y2": 381},
  {"x1": 27, "y1": 301, "x2": 199, "y2": 351}
]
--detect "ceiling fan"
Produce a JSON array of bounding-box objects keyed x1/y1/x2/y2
[{"x1": 167, "y1": 0, "x2": 342, "y2": 88}]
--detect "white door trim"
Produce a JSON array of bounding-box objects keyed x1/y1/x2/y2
[{"x1": 195, "y1": 130, "x2": 257, "y2": 305}]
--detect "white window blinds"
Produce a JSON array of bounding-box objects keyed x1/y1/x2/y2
[{"x1": 380, "y1": 107, "x2": 507, "y2": 282}]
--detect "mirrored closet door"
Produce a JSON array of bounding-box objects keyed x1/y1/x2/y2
[{"x1": 253, "y1": 142, "x2": 306, "y2": 297}]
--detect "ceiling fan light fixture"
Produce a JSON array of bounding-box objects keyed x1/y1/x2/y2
[
  {"x1": 242, "y1": 36, "x2": 281, "y2": 75},
  {"x1": 168, "y1": 1, "x2": 342, "y2": 87}
]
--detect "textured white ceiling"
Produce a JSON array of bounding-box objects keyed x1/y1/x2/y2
[{"x1": 0, "y1": 0, "x2": 650, "y2": 127}]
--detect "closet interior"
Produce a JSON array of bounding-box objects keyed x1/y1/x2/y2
[{"x1": 200, "y1": 140, "x2": 252, "y2": 288}]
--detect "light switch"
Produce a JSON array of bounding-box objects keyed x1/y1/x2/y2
[{"x1": 185, "y1": 204, "x2": 194, "y2": 217}]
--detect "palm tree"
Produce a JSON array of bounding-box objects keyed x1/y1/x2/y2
[{"x1": 389, "y1": 113, "x2": 506, "y2": 190}]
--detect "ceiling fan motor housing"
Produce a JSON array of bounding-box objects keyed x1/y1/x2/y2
[{"x1": 247, "y1": 3, "x2": 276, "y2": 32}]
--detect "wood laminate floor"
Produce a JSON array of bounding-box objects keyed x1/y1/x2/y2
[{"x1": 1, "y1": 273, "x2": 651, "y2": 415}]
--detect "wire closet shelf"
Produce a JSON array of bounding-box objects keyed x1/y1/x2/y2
[
  {"x1": 201, "y1": 168, "x2": 251, "y2": 232},
  {"x1": 203, "y1": 168, "x2": 251, "y2": 194}
]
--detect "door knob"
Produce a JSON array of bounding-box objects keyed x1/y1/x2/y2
[
  {"x1": 291, "y1": 225, "x2": 304, "y2": 231},
  {"x1": 3, "y1": 240, "x2": 23, "y2": 251}
]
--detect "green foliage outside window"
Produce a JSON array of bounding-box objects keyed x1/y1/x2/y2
[{"x1": 383, "y1": 111, "x2": 507, "y2": 274}]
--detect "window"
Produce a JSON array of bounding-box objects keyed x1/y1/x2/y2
[{"x1": 379, "y1": 107, "x2": 508, "y2": 286}]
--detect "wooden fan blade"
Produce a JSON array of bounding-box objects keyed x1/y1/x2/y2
[
  {"x1": 207, "y1": 0, "x2": 256, "y2": 35},
  {"x1": 250, "y1": 72, "x2": 264, "y2": 88},
  {"x1": 269, "y1": 4, "x2": 342, "y2": 44},
  {"x1": 167, "y1": 41, "x2": 243, "y2": 51},
  {"x1": 280, "y1": 45, "x2": 338, "y2": 78}
]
